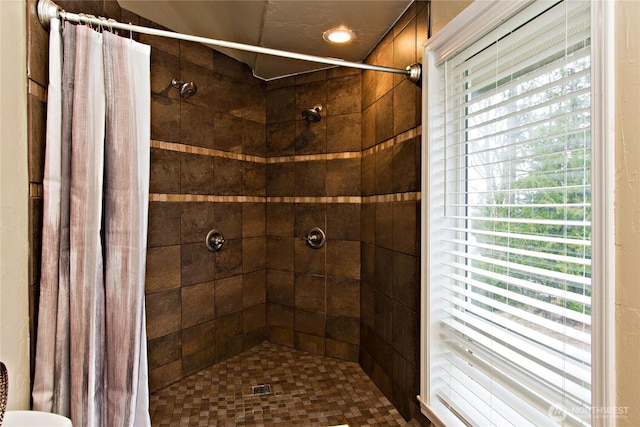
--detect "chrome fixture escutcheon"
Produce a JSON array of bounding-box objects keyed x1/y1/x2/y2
[
  {"x1": 303, "y1": 227, "x2": 326, "y2": 249},
  {"x1": 205, "y1": 229, "x2": 225, "y2": 252}
]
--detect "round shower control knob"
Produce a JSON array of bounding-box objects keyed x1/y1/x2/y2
[
  {"x1": 303, "y1": 227, "x2": 326, "y2": 249},
  {"x1": 205, "y1": 229, "x2": 225, "y2": 252}
]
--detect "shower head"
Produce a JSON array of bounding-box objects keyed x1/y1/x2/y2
[
  {"x1": 302, "y1": 105, "x2": 323, "y2": 123},
  {"x1": 171, "y1": 79, "x2": 197, "y2": 98}
]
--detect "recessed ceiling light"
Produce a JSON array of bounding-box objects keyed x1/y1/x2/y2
[{"x1": 323, "y1": 27, "x2": 355, "y2": 44}]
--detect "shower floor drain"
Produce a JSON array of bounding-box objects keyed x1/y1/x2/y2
[{"x1": 251, "y1": 384, "x2": 272, "y2": 395}]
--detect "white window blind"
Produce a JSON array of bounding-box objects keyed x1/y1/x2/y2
[{"x1": 425, "y1": 1, "x2": 592, "y2": 426}]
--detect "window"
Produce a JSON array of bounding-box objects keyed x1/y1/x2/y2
[{"x1": 420, "y1": 1, "x2": 614, "y2": 426}]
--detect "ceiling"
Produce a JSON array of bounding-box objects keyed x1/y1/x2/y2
[{"x1": 116, "y1": 0, "x2": 413, "y2": 80}]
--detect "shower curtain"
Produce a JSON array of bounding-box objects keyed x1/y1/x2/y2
[{"x1": 32, "y1": 18, "x2": 151, "y2": 427}]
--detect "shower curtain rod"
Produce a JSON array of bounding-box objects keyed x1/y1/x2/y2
[{"x1": 37, "y1": 0, "x2": 422, "y2": 84}]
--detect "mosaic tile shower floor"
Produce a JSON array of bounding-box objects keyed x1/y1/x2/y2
[{"x1": 149, "y1": 341, "x2": 408, "y2": 426}]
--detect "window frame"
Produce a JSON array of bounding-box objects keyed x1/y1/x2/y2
[{"x1": 418, "y1": 1, "x2": 616, "y2": 426}]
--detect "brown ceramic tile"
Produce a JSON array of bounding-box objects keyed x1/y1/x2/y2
[
  {"x1": 266, "y1": 203, "x2": 294, "y2": 237},
  {"x1": 326, "y1": 277, "x2": 360, "y2": 317},
  {"x1": 361, "y1": 202, "x2": 376, "y2": 244},
  {"x1": 215, "y1": 334, "x2": 244, "y2": 363},
  {"x1": 242, "y1": 203, "x2": 266, "y2": 238},
  {"x1": 181, "y1": 281, "x2": 215, "y2": 328},
  {"x1": 243, "y1": 237, "x2": 266, "y2": 273},
  {"x1": 294, "y1": 273, "x2": 325, "y2": 312},
  {"x1": 394, "y1": 17, "x2": 417, "y2": 86},
  {"x1": 180, "y1": 61, "x2": 214, "y2": 109},
  {"x1": 27, "y1": 0, "x2": 50, "y2": 87},
  {"x1": 180, "y1": 40, "x2": 214, "y2": 70},
  {"x1": 266, "y1": 269, "x2": 294, "y2": 306},
  {"x1": 150, "y1": 341, "x2": 405, "y2": 425},
  {"x1": 268, "y1": 325, "x2": 295, "y2": 347},
  {"x1": 393, "y1": 136, "x2": 419, "y2": 193},
  {"x1": 392, "y1": 303, "x2": 418, "y2": 366},
  {"x1": 241, "y1": 79, "x2": 267, "y2": 124},
  {"x1": 213, "y1": 238, "x2": 243, "y2": 279},
  {"x1": 180, "y1": 152, "x2": 213, "y2": 195},
  {"x1": 393, "y1": 202, "x2": 418, "y2": 255},
  {"x1": 327, "y1": 203, "x2": 361, "y2": 241},
  {"x1": 181, "y1": 242, "x2": 215, "y2": 286},
  {"x1": 267, "y1": 75, "x2": 295, "y2": 91},
  {"x1": 375, "y1": 247, "x2": 394, "y2": 297},
  {"x1": 326, "y1": 158, "x2": 361, "y2": 196},
  {"x1": 375, "y1": 202, "x2": 394, "y2": 249},
  {"x1": 393, "y1": 252, "x2": 420, "y2": 312},
  {"x1": 266, "y1": 121, "x2": 296, "y2": 156},
  {"x1": 327, "y1": 67, "x2": 361, "y2": 79},
  {"x1": 294, "y1": 161, "x2": 326, "y2": 197},
  {"x1": 294, "y1": 331, "x2": 325, "y2": 356},
  {"x1": 266, "y1": 236, "x2": 294, "y2": 271},
  {"x1": 295, "y1": 70, "x2": 327, "y2": 85},
  {"x1": 149, "y1": 360, "x2": 181, "y2": 393},
  {"x1": 362, "y1": 151, "x2": 376, "y2": 196},
  {"x1": 360, "y1": 282, "x2": 376, "y2": 329},
  {"x1": 148, "y1": 202, "x2": 181, "y2": 247},
  {"x1": 148, "y1": 332, "x2": 181, "y2": 371},
  {"x1": 294, "y1": 203, "x2": 326, "y2": 238},
  {"x1": 327, "y1": 74, "x2": 361, "y2": 116},
  {"x1": 326, "y1": 113, "x2": 361, "y2": 153},
  {"x1": 361, "y1": 243, "x2": 376, "y2": 289},
  {"x1": 145, "y1": 245, "x2": 181, "y2": 293},
  {"x1": 182, "y1": 320, "x2": 216, "y2": 357},
  {"x1": 214, "y1": 275, "x2": 243, "y2": 316},
  {"x1": 242, "y1": 119, "x2": 266, "y2": 156},
  {"x1": 213, "y1": 156, "x2": 243, "y2": 196},
  {"x1": 243, "y1": 303, "x2": 266, "y2": 333},
  {"x1": 213, "y1": 203, "x2": 243, "y2": 240},
  {"x1": 139, "y1": 18, "x2": 180, "y2": 56},
  {"x1": 213, "y1": 74, "x2": 247, "y2": 117},
  {"x1": 103, "y1": 0, "x2": 121, "y2": 20},
  {"x1": 267, "y1": 303, "x2": 294, "y2": 329},
  {"x1": 375, "y1": 91, "x2": 395, "y2": 144},
  {"x1": 180, "y1": 101, "x2": 215, "y2": 149},
  {"x1": 243, "y1": 270, "x2": 266, "y2": 308},
  {"x1": 374, "y1": 290, "x2": 394, "y2": 344},
  {"x1": 294, "y1": 309, "x2": 325, "y2": 337},
  {"x1": 326, "y1": 315, "x2": 359, "y2": 344},
  {"x1": 216, "y1": 312, "x2": 243, "y2": 341},
  {"x1": 266, "y1": 163, "x2": 294, "y2": 197},
  {"x1": 327, "y1": 240, "x2": 361, "y2": 280},
  {"x1": 361, "y1": 103, "x2": 376, "y2": 150},
  {"x1": 28, "y1": 94, "x2": 46, "y2": 183},
  {"x1": 214, "y1": 50, "x2": 249, "y2": 80},
  {"x1": 295, "y1": 80, "x2": 327, "y2": 119},
  {"x1": 150, "y1": 148, "x2": 180, "y2": 194},
  {"x1": 417, "y1": 4, "x2": 429, "y2": 63},
  {"x1": 150, "y1": 49, "x2": 180, "y2": 100},
  {"x1": 325, "y1": 338, "x2": 359, "y2": 362},
  {"x1": 213, "y1": 112, "x2": 243, "y2": 153},
  {"x1": 294, "y1": 238, "x2": 326, "y2": 275},
  {"x1": 295, "y1": 120, "x2": 327, "y2": 155},
  {"x1": 151, "y1": 95, "x2": 180, "y2": 142},
  {"x1": 243, "y1": 161, "x2": 266, "y2": 197},
  {"x1": 267, "y1": 86, "x2": 295, "y2": 124},
  {"x1": 145, "y1": 288, "x2": 181, "y2": 340},
  {"x1": 28, "y1": 197, "x2": 43, "y2": 287},
  {"x1": 180, "y1": 202, "x2": 215, "y2": 244},
  {"x1": 376, "y1": 147, "x2": 395, "y2": 196},
  {"x1": 394, "y1": 78, "x2": 420, "y2": 135},
  {"x1": 183, "y1": 345, "x2": 216, "y2": 376}
]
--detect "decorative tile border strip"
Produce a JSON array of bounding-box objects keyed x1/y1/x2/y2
[
  {"x1": 150, "y1": 125, "x2": 421, "y2": 165},
  {"x1": 28, "y1": 80, "x2": 47, "y2": 102},
  {"x1": 149, "y1": 193, "x2": 420, "y2": 204},
  {"x1": 30, "y1": 183, "x2": 43, "y2": 198}
]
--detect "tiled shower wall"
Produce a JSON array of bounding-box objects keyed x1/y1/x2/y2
[
  {"x1": 265, "y1": 68, "x2": 363, "y2": 362},
  {"x1": 359, "y1": 1, "x2": 427, "y2": 419},
  {"x1": 26, "y1": 0, "x2": 427, "y2": 419}
]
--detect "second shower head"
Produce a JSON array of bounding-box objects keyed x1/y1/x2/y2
[
  {"x1": 171, "y1": 79, "x2": 197, "y2": 98},
  {"x1": 302, "y1": 105, "x2": 323, "y2": 123}
]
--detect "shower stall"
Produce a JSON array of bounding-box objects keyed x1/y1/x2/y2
[{"x1": 26, "y1": 0, "x2": 426, "y2": 424}]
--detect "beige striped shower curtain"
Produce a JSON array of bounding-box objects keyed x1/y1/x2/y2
[{"x1": 32, "y1": 18, "x2": 151, "y2": 427}]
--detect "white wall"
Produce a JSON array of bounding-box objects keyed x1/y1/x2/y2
[{"x1": 0, "y1": 0, "x2": 31, "y2": 410}]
